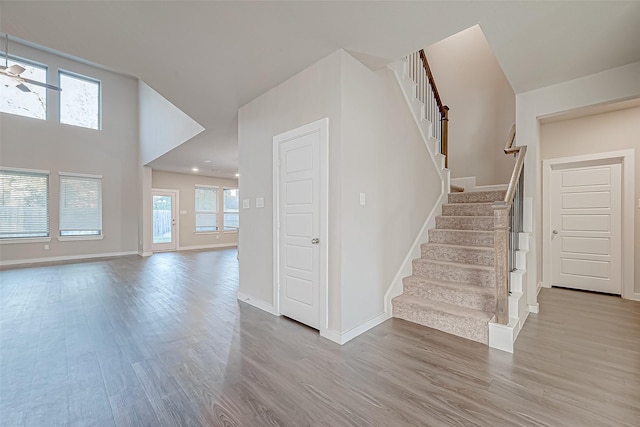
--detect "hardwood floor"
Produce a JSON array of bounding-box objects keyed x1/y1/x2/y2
[{"x1": 1, "y1": 249, "x2": 638, "y2": 426}]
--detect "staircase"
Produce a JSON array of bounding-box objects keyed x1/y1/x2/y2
[{"x1": 392, "y1": 189, "x2": 506, "y2": 344}]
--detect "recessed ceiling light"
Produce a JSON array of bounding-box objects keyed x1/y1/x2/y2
[
  {"x1": 235, "y1": 173, "x2": 240, "y2": 177},
  {"x1": 192, "y1": 167, "x2": 199, "y2": 172}
]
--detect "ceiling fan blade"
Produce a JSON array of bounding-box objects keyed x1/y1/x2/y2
[
  {"x1": 6, "y1": 64, "x2": 25, "y2": 76},
  {"x1": 16, "y1": 83, "x2": 31, "y2": 92},
  {"x1": 19, "y1": 76, "x2": 61, "y2": 91}
]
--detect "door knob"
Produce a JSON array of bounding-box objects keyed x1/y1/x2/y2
[
  {"x1": 552, "y1": 230, "x2": 558, "y2": 235},
  {"x1": 311, "y1": 238, "x2": 319, "y2": 244}
]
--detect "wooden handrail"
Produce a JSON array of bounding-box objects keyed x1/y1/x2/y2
[
  {"x1": 418, "y1": 50, "x2": 447, "y2": 117},
  {"x1": 503, "y1": 124, "x2": 517, "y2": 154}
]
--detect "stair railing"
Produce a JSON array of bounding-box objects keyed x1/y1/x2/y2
[
  {"x1": 493, "y1": 125, "x2": 526, "y2": 325},
  {"x1": 406, "y1": 50, "x2": 450, "y2": 167}
]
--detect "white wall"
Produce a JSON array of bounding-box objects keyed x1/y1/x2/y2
[
  {"x1": 540, "y1": 106, "x2": 640, "y2": 293},
  {"x1": 426, "y1": 25, "x2": 515, "y2": 186},
  {"x1": 138, "y1": 81, "x2": 204, "y2": 165},
  {"x1": 340, "y1": 53, "x2": 437, "y2": 333},
  {"x1": 517, "y1": 60, "x2": 640, "y2": 308},
  {"x1": 152, "y1": 170, "x2": 238, "y2": 249},
  {"x1": 238, "y1": 49, "x2": 438, "y2": 338},
  {"x1": 238, "y1": 50, "x2": 344, "y2": 331},
  {"x1": 0, "y1": 41, "x2": 139, "y2": 264}
]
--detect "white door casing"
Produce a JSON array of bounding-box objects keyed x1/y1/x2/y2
[
  {"x1": 550, "y1": 163, "x2": 621, "y2": 294},
  {"x1": 273, "y1": 118, "x2": 328, "y2": 331},
  {"x1": 152, "y1": 189, "x2": 178, "y2": 252}
]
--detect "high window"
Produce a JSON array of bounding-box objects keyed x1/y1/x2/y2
[
  {"x1": 223, "y1": 188, "x2": 239, "y2": 231},
  {"x1": 0, "y1": 57, "x2": 47, "y2": 120},
  {"x1": 59, "y1": 173, "x2": 102, "y2": 237},
  {"x1": 59, "y1": 71, "x2": 100, "y2": 130},
  {"x1": 0, "y1": 168, "x2": 49, "y2": 239},
  {"x1": 195, "y1": 185, "x2": 218, "y2": 232}
]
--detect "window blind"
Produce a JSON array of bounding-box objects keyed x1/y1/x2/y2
[
  {"x1": 59, "y1": 174, "x2": 102, "y2": 236},
  {"x1": 0, "y1": 169, "x2": 49, "y2": 239},
  {"x1": 195, "y1": 186, "x2": 217, "y2": 232}
]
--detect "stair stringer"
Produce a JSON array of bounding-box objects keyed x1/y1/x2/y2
[{"x1": 383, "y1": 58, "x2": 449, "y2": 315}]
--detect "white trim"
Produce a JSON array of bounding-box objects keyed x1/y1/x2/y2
[
  {"x1": 450, "y1": 176, "x2": 508, "y2": 192},
  {"x1": 237, "y1": 292, "x2": 278, "y2": 316},
  {"x1": 177, "y1": 243, "x2": 237, "y2": 251},
  {"x1": 0, "y1": 166, "x2": 50, "y2": 175},
  {"x1": 0, "y1": 251, "x2": 138, "y2": 267},
  {"x1": 57, "y1": 235, "x2": 104, "y2": 242},
  {"x1": 384, "y1": 191, "x2": 446, "y2": 313},
  {"x1": 488, "y1": 318, "x2": 520, "y2": 353},
  {"x1": 194, "y1": 184, "x2": 219, "y2": 189},
  {"x1": 193, "y1": 231, "x2": 220, "y2": 235},
  {"x1": 542, "y1": 149, "x2": 634, "y2": 300},
  {"x1": 273, "y1": 118, "x2": 329, "y2": 336},
  {"x1": 320, "y1": 312, "x2": 389, "y2": 345},
  {"x1": 138, "y1": 251, "x2": 153, "y2": 257},
  {"x1": 58, "y1": 171, "x2": 103, "y2": 179},
  {"x1": 0, "y1": 237, "x2": 51, "y2": 245}
]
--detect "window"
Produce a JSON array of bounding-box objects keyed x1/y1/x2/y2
[
  {"x1": 0, "y1": 168, "x2": 49, "y2": 239},
  {"x1": 0, "y1": 57, "x2": 47, "y2": 120},
  {"x1": 59, "y1": 71, "x2": 100, "y2": 130},
  {"x1": 223, "y1": 188, "x2": 239, "y2": 231},
  {"x1": 195, "y1": 186, "x2": 217, "y2": 232},
  {"x1": 59, "y1": 173, "x2": 102, "y2": 237}
]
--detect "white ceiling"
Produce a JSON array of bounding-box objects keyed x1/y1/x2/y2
[{"x1": 2, "y1": 1, "x2": 639, "y2": 178}]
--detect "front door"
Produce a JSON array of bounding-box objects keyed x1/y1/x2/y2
[
  {"x1": 550, "y1": 163, "x2": 622, "y2": 294},
  {"x1": 276, "y1": 124, "x2": 322, "y2": 329},
  {"x1": 152, "y1": 190, "x2": 177, "y2": 252}
]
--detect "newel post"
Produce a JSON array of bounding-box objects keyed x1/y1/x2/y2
[
  {"x1": 493, "y1": 201, "x2": 510, "y2": 325},
  {"x1": 441, "y1": 106, "x2": 449, "y2": 169}
]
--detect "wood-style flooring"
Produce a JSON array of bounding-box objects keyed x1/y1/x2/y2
[{"x1": 1, "y1": 249, "x2": 638, "y2": 426}]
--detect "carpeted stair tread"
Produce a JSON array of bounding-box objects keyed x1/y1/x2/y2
[
  {"x1": 442, "y1": 202, "x2": 495, "y2": 217},
  {"x1": 428, "y1": 229, "x2": 494, "y2": 247},
  {"x1": 448, "y1": 190, "x2": 506, "y2": 204},
  {"x1": 421, "y1": 242, "x2": 494, "y2": 266},
  {"x1": 392, "y1": 295, "x2": 492, "y2": 343},
  {"x1": 412, "y1": 258, "x2": 495, "y2": 287},
  {"x1": 403, "y1": 275, "x2": 496, "y2": 311},
  {"x1": 435, "y1": 215, "x2": 494, "y2": 231}
]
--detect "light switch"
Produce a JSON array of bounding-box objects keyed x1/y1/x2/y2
[
  {"x1": 359, "y1": 193, "x2": 366, "y2": 206},
  {"x1": 256, "y1": 197, "x2": 264, "y2": 208},
  {"x1": 243, "y1": 199, "x2": 250, "y2": 209}
]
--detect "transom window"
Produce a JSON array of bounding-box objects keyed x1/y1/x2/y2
[
  {"x1": 59, "y1": 71, "x2": 100, "y2": 130},
  {"x1": 0, "y1": 168, "x2": 49, "y2": 239},
  {"x1": 0, "y1": 56, "x2": 47, "y2": 120}
]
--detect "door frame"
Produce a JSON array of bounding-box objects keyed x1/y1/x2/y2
[
  {"x1": 151, "y1": 188, "x2": 180, "y2": 252},
  {"x1": 272, "y1": 118, "x2": 329, "y2": 334},
  {"x1": 542, "y1": 149, "x2": 636, "y2": 300}
]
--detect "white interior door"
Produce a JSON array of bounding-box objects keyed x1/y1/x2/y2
[
  {"x1": 550, "y1": 163, "x2": 622, "y2": 294},
  {"x1": 152, "y1": 190, "x2": 178, "y2": 252},
  {"x1": 276, "y1": 127, "x2": 321, "y2": 329}
]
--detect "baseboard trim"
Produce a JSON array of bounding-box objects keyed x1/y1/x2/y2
[
  {"x1": 321, "y1": 312, "x2": 390, "y2": 345},
  {"x1": 488, "y1": 317, "x2": 520, "y2": 353},
  {"x1": 0, "y1": 251, "x2": 138, "y2": 267},
  {"x1": 237, "y1": 292, "x2": 278, "y2": 315},
  {"x1": 528, "y1": 304, "x2": 540, "y2": 314},
  {"x1": 450, "y1": 176, "x2": 508, "y2": 192},
  {"x1": 178, "y1": 243, "x2": 237, "y2": 251},
  {"x1": 138, "y1": 251, "x2": 153, "y2": 257}
]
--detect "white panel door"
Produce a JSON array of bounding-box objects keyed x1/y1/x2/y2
[
  {"x1": 550, "y1": 163, "x2": 622, "y2": 294},
  {"x1": 278, "y1": 130, "x2": 320, "y2": 329}
]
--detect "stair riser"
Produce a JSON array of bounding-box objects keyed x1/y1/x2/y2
[
  {"x1": 436, "y1": 216, "x2": 493, "y2": 231},
  {"x1": 448, "y1": 191, "x2": 506, "y2": 204},
  {"x1": 421, "y1": 244, "x2": 494, "y2": 267},
  {"x1": 403, "y1": 283, "x2": 496, "y2": 311},
  {"x1": 392, "y1": 301, "x2": 488, "y2": 344},
  {"x1": 442, "y1": 203, "x2": 494, "y2": 217},
  {"x1": 428, "y1": 229, "x2": 493, "y2": 247},
  {"x1": 412, "y1": 260, "x2": 495, "y2": 286}
]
